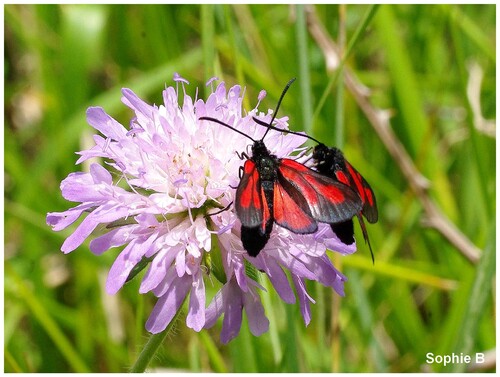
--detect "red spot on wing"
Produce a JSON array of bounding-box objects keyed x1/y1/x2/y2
[
  {"x1": 346, "y1": 163, "x2": 366, "y2": 200},
  {"x1": 345, "y1": 161, "x2": 378, "y2": 223},
  {"x1": 278, "y1": 159, "x2": 362, "y2": 224},
  {"x1": 364, "y1": 187, "x2": 375, "y2": 207},
  {"x1": 261, "y1": 186, "x2": 271, "y2": 233},
  {"x1": 302, "y1": 174, "x2": 346, "y2": 204},
  {"x1": 235, "y1": 160, "x2": 263, "y2": 228},
  {"x1": 335, "y1": 170, "x2": 350, "y2": 186},
  {"x1": 273, "y1": 179, "x2": 317, "y2": 233}
]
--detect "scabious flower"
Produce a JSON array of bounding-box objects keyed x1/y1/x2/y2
[{"x1": 47, "y1": 74, "x2": 357, "y2": 344}]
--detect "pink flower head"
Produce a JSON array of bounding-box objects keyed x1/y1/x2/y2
[{"x1": 47, "y1": 75, "x2": 357, "y2": 343}]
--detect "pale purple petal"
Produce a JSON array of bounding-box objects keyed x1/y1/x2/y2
[
  {"x1": 59, "y1": 165, "x2": 124, "y2": 203},
  {"x1": 91, "y1": 205, "x2": 130, "y2": 223},
  {"x1": 243, "y1": 289, "x2": 269, "y2": 337},
  {"x1": 175, "y1": 249, "x2": 186, "y2": 276},
  {"x1": 220, "y1": 280, "x2": 243, "y2": 344},
  {"x1": 89, "y1": 225, "x2": 136, "y2": 255},
  {"x1": 251, "y1": 255, "x2": 295, "y2": 304},
  {"x1": 46, "y1": 202, "x2": 94, "y2": 231},
  {"x1": 60, "y1": 214, "x2": 100, "y2": 253},
  {"x1": 139, "y1": 244, "x2": 183, "y2": 293},
  {"x1": 204, "y1": 288, "x2": 225, "y2": 329},
  {"x1": 106, "y1": 232, "x2": 157, "y2": 294},
  {"x1": 151, "y1": 264, "x2": 179, "y2": 297},
  {"x1": 292, "y1": 275, "x2": 314, "y2": 326},
  {"x1": 86, "y1": 107, "x2": 128, "y2": 141},
  {"x1": 186, "y1": 271, "x2": 205, "y2": 331},
  {"x1": 315, "y1": 224, "x2": 357, "y2": 255},
  {"x1": 59, "y1": 172, "x2": 94, "y2": 202},
  {"x1": 162, "y1": 86, "x2": 179, "y2": 116},
  {"x1": 121, "y1": 88, "x2": 155, "y2": 119},
  {"x1": 90, "y1": 163, "x2": 113, "y2": 185},
  {"x1": 146, "y1": 274, "x2": 192, "y2": 333},
  {"x1": 233, "y1": 256, "x2": 249, "y2": 292},
  {"x1": 135, "y1": 213, "x2": 160, "y2": 227},
  {"x1": 289, "y1": 248, "x2": 347, "y2": 296},
  {"x1": 270, "y1": 248, "x2": 317, "y2": 281},
  {"x1": 75, "y1": 136, "x2": 109, "y2": 164}
]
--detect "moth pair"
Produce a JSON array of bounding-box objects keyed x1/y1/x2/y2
[{"x1": 200, "y1": 79, "x2": 377, "y2": 259}]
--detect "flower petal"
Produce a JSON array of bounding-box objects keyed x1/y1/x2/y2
[
  {"x1": 60, "y1": 214, "x2": 100, "y2": 253},
  {"x1": 252, "y1": 255, "x2": 295, "y2": 304},
  {"x1": 243, "y1": 289, "x2": 269, "y2": 337},
  {"x1": 105, "y1": 232, "x2": 157, "y2": 294},
  {"x1": 121, "y1": 88, "x2": 156, "y2": 122},
  {"x1": 204, "y1": 288, "x2": 225, "y2": 329},
  {"x1": 46, "y1": 202, "x2": 94, "y2": 231},
  {"x1": 89, "y1": 225, "x2": 135, "y2": 255},
  {"x1": 145, "y1": 274, "x2": 192, "y2": 334},
  {"x1": 292, "y1": 275, "x2": 314, "y2": 326},
  {"x1": 140, "y1": 244, "x2": 183, "y2": 293},
  {"x1": 186, "y1": 271, "x2": 205, "y2": 331},
  {"x1": 220, "y1": 280, "x2": 243, "y2": 344},
  {"x1": 86, "y1": 107, "x2": 128, "y2": 141},
  {"x1": 315, "y1": 224, "x2": 357, "y2": 255}
]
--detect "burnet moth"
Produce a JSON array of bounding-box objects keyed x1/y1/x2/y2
[
  {"x1": 252, "y1": 118, "x2": 378, "y2": 262},
  {"x1": 200, "y1": 79, "x2": 363, "y2": 257}
]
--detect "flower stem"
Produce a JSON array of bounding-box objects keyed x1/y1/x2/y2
[
  {"x1": 130, "y1": 306, "x2": 185, "y2": 373},
  {"x1": 130, "y1": 331, "x2": 168, "y2": 373}
]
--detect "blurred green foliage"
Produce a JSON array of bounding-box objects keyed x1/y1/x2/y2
[{"x1": 4, "y1": 4, "x2": 495, "y2": 372}]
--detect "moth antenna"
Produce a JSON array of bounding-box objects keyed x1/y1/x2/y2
[
  {"x1": 200, "y1": 78, "x2": 297, "y2": 143},
  {"x1": 261, "y1": 78, "x2": 296, "y2": 140},
  {"x1": 253, "y1": 116, "x2": 323, "y2": 145},
  {"x1": 199, "y1": 116, "x2": 256, "y2": 143}
]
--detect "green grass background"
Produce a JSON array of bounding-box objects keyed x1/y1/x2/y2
[{"x1": 4, "y1": 4, "x2": 496, "y2": 373}]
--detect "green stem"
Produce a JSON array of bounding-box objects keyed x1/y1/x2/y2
[
  {"x1": 130, "y1": 331, "x2": 168, "y2": 373},
  {"x1": 130, "y1": 305, "x2": 185, "y2": 373}
]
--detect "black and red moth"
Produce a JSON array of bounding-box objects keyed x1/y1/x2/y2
[
  {"x1": 312, "y1": 145, "x2": 378, "y2": 261},
  {"x1": 253, "y1": 118, "x2": 378, "y2": 261},
  {"x1": 235, "y1": 139, "x2": 363, "y2": 256},
  {"x1": 200, "y1": 79, "x2": 362, "y2": 257}
]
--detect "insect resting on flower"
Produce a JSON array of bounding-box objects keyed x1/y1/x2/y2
[
  {"x1": 200, "y1": 78, "x2": 363, "y2": 257},
  {"x1": 252, "y1": 116, "x2": 378, "y2": 262}
]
